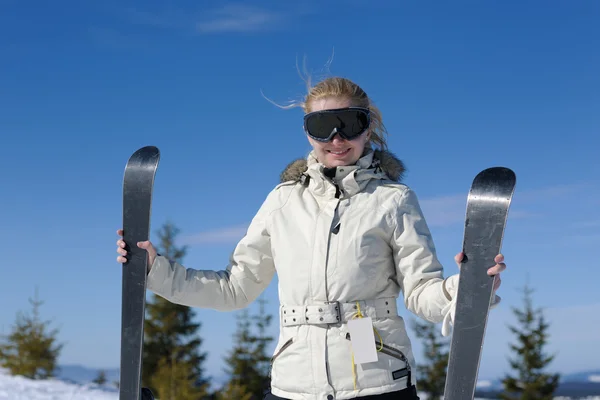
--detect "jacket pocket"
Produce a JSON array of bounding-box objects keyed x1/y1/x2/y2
[
  {"x1": 270, "y1": 336, "x2": 312, "y2": 393},
  {"x1": 270, "y1": 338, "x2": 293, "y2": 364},
  {"x1": 323, "y1": 332, "x2": 411, "y2": 391},
  {"x1": 344, "y1": 332, "x2": 412, "y2": 387},
  {"x1": 375, "y1": 340, "x2": 411, "y2": 368},
  {"x1": 345, "y1": 333, "x2": 410, "y2": 366}
]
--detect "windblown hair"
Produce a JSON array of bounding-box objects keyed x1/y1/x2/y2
[{"x1": 263, "y1": 75, "x2": 389, "y2": 151}]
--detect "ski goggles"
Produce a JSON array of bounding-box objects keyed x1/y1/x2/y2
[{"x1": 303, "y1": 107, "x2": 371, "y2": 142}]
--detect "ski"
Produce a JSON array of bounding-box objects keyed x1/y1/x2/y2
[
  {"x1": 119, "y1": 146, "x2": 160, "y2": 400},
  {"x1": 443, "y1": 166, "x2": 516, "y2": 400}
]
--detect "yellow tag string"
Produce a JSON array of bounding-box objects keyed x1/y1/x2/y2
[
  {"x1": 374, "y1": 328, "x2": 383, "y2": 351},
  {"x1": 349, "y1": 301, "x2": 385, "y2": 391},
  {"x1": 351, "y1": 352, "x2": 357, "y2": 390},
  {"x1": 353, "y1": 301, "x2": 364, "y2": 319}
]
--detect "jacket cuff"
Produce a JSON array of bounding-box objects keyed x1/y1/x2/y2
[
  {"x1": 440, "y1": 274, "x2": 501, "y2": 337},
  {"x1": 146, "y1": 255, "x2": 170, "y2": 293},
  {"x1": 442, "y1": 274, "x2": 459, "y2": 301},
  {"x1": 490, "y1": 294, "x2": 502, "y2": 308},
  {"x1": 442, "y1": 274, "x2": 501, "y2": 306}
]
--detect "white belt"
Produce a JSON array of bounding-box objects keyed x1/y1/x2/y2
[{"x1": 280, "y1": 297, "x2": 398, "y2": 327}]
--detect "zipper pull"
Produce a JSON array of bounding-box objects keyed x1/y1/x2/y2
[{"x1": 333, "y1": 181, "x2": 342, "y2": 198}]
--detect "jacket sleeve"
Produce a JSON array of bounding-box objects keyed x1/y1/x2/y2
[
  {"x1": 389, "y1": 188, "x2": 455, "y2": 324},
  {"x1": 145, "y1": 190, "x2": 279, "y2": 311},
  {"x1": 389, "y1": 188, "x2": 500, "y2": 333}
]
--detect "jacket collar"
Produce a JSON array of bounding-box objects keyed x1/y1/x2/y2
[{"x1": 280, "y1": 148, "x2": 406, "y2": 197}]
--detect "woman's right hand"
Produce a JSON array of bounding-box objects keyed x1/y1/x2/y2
[{"x1": 116, "y1": 229, "x2": 158, "y2": 271}]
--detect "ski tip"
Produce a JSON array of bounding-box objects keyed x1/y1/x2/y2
[
  {"x1": 473, "y1": 166, "x2": 516, "y2": 184},
  {"x1": 125, "y1": 146, "x2": 161, "y2": 166},
  {"x1": 131, "y1": 145, "x2": 160, "y2": 157}
]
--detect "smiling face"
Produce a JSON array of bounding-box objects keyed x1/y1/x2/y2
[{"x1": 306, "y1": 97, "x2": 371, "y2": 168}]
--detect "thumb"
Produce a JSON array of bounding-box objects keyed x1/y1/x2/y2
[
  {"x1": 137, "y1": 241, "x2": 153, "y2": 251},
  {"x1": 454, "y1": 252, "x2": 464, "y2": 267},
  {"x1": 138, "y1": 241, "x2": 157, "y2": 271}
]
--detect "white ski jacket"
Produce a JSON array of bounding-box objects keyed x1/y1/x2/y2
[{"x1": 146, "y1": 149, "x2": 491, "y2": 400}]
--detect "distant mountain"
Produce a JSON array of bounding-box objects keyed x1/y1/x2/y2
[
  {"x1": 56, "y1": 364, "x2": 119, "y2": 385},
  {"x1": 475, "y1": 369, "x2": 600, "y2": 398},
  {"x1": 476, "y1": 379, "x2": 503, "y2": 390},
  {"x1": 55, "y1": 364, "x2": 229, "y2": 392},
  {"x1": 561, "y1": 370, "x2": 600, "y2": 383}
]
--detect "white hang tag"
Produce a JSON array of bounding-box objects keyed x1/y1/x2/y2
[{"x1": 347, "y1": 317, "x2": 378, "y2": 364}]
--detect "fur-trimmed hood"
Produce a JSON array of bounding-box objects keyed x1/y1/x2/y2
[{"x1": 280, "y1": 149, "x2": 406, "y2": 184}]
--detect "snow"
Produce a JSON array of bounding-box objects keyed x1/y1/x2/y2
[
  {"x1": 590, "y1": 375, "x2": 600, "y2": 383},
  {"x1": 0, "y1": 369, "x2": 117, "y2": 400}
]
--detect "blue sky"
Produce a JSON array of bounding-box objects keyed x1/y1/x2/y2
[{"x1": 1, "y1": 0, "x2": 599, "y2": 385}]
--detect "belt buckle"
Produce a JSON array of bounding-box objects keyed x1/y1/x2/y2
[{"x1": 325, "y1": 301, "x2": 341, "y2": 323}]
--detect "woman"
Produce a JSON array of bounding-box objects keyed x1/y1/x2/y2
[{"x1": 116, "y1": 77, "x2": 506, "y2": 400}]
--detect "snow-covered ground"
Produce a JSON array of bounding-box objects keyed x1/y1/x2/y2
[
  {"x1": 0, "y1": 369, "x2": 117, "y2": 400},
  {"x1": 1, "y1": 368, "x2": 600, "y2": 400}
]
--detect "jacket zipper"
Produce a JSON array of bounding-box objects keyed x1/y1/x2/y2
[
  {"x1": 332, "y1": 179, "x2": 342, "y2": 198},
  {"x1": 324, "y1": 176, "x2": 342, "y2": 387},
  {"x1": 323, "y1": 175, "x2": 343, "y2": 199},
  {"x1": 270, "y1": 338, "x2": 293, "y2": 363},
  {"x1": 323, "y1": 175, "x2": 342, "y2": 299},
  {"x1": 269, "y1": 338, "x2": 294, "y2": 379}
]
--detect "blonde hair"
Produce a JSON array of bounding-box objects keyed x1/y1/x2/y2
[
  {"x1": 304, "y1": 77, "x2": 388, "y2": 151},
  {"x1": 263, "y1": 75, "x2": 389, "y2": 151}
]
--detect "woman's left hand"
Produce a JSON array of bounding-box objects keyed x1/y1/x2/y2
[{"x1": 454, "y1": 252, "x2": 506, "y2": 292}]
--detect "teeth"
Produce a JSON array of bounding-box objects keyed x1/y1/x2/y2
[{"x1": 330, "y1": 149, "x2": 348, "y2": 154}]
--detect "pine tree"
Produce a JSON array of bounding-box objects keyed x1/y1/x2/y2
[
  {"x1": 142, "y1": 221, "x2": 209, "y2": 399},
  {"x1": 411, "y1": 318, "x2": 449, "y2": 400},
  {"x1": 221, "y1": 296, "x2": 274, "y2": 400},
  {"x1": 250, "y1": 296, "x2": 274, "y2": 393},
  {"x1": 216, "y1": 381, "x2": 253, "y2": 400},
  {"x1": 0, "y1": 288, "x2": 63, "y2": 379},
  {"x1": 150, "y1": 355, "x2": 208, "y2": 400},
  {"x1": 93, "y1": 370, "x2": 107, "y2": 385},
  {"x1": 500, "y1": 284, "x2": 560, "y2": 400}
]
